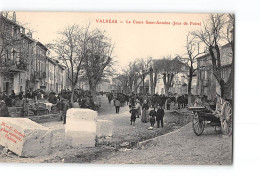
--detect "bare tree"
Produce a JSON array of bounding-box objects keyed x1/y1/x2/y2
[
  {"x1": 192, "y1": 13, "x2": 234, "y2": 99},
  {"x1": 159, "y1": 56, "x2": 184, "y2": 96},
  {"x1": 81, "y1": 29, "x2": 114, "y2": 100},
  {"x1": 149, "y1": 59, "x2": 161, "y2": 95},
  {"x1": 128, "y1": 58, "x2": 151, "y2": 93},
  {"x1": 180, "y1": 33, "x2": 206, "y2": 105},
  {"x1": 48, "y1": 25, "x2": 89, "y2": 102},
  {"x1": 113, "y1": 73, "x2": 129, "y2": 93},
  {"x1": 116, "y1": 58, "x2": 152, "y2": 94}
]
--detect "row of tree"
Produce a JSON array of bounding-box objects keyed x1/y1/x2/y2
[
  {"x1": 114, "y1": 56, "x2": 186, "y2": 96},
  {"x1": 115, "y1": 13, "x2": 234, "y2": 105},
  {"x1": 48, "y1": 24, "x2": 114, "y2": 101}
]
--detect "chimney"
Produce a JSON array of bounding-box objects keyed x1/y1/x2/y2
[
  {"x1": 12, "y1": 12, "x2": 16, "y2": 22},
  {"x1": 27, "y1": 31, "x2": 32, "y2": 38}
]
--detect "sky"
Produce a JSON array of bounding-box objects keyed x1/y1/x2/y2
[{"x1": 15, "y1": 12, "x2": 209, "y2": 71}]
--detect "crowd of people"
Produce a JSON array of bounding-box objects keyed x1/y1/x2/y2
[
  {"x1": 0, "y1": 88, "x2": 100, "y2": 124},
  {"x1": 108, "y1": 92, "x2": 211, "y2": 129},
  {"x1": 107, "y1": 92, "x2": 169, "y2": 128}
]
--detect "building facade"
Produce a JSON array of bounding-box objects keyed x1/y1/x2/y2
[
  {"x1": 0, "y1": 12, "x2": 67, "y2": 95},
  {"x1": 196, "y1": 43, "x2": 233, "y2": 101}
]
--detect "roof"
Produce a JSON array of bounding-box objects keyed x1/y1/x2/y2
[
  {"x1": 0, "y1": 14, "x2": 23, "y2": 28},
  {"x1": 57, "y1": 63, "x2": 65, "y2": 70},
  {"x1": 222, "y1": 43, "x2": 232, "y2": 49},
  {"x1": 21, "y1": 33, "x2": 35, "y2": 43},
  {"x1": 47, "y1": 57, "x2": 57, "y2": 65},
  {"x1": 36, "y1": 41, "x2": 48, "y2": 51},
  {"x1": 196, "y1": 53, "x2": 210, "y2": 61}
]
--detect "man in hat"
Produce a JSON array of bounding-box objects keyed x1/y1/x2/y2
[{"x1": 156, "y1": 105, "x2": 165, "y2": 128}]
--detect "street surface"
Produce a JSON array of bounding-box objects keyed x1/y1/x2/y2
[
  {"x1": 94, "y1": 122, "x2": 232, "y2": 165},
  {"x1": 0, "y1": 95, "x2": 232, "y2": 164}
]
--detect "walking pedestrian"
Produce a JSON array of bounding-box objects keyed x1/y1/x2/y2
[
  {"x1": 115, "y1": 98, "x2": 121, "y2": 113},
  {"x1": 156, "y1": 105, "x2": 165, "y2": 128}
]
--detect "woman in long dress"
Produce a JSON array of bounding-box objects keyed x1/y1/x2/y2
[{"x1": 141, "y1": 100, "x2": 149, "y2": 123}]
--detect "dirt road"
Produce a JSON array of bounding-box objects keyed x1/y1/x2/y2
[
  {"x1": 94, "y1": 122, "x2": 232, "y2": 165},
  {"x1": 0, "y1": 96, "x2": 232, "y2": 164}
]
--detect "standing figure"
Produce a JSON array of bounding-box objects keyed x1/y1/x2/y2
[
  {"x1": 62, "y1": 100, "x2": 69, "y2": 124},
  {"x1": 22, "y1": 95, "x2": 28, "y2": 117},
  {"x1": 136, "y1": 100, "x2": 141, "y2": 118},
  {"x1": 0, "y1": 100, "x2": 9, "y2": 117},
  {"x1": 129, "y1": 107, "x2": 138, "y2": 126},
  {"x1": 10, "y1": 90, "x2": 16, "y2": 99},
  {"x1": 141, "y1": 100, "x2": 149, "y2": 123},
  {"x1": 108, "y1": 93, "x2": 113, "y2": 104},
  {"x1": 149, "y1": 107, "x2": 157, "y2": 127},
  {"x1": 115, "y1": 98, "x2": 121, "y2": 113},
  {"x1": 56, "y1": 99, "x2": 65, "y2": 121},
  {"x1": 156, "y1": 105, "x2": 165, "y2": 128}
]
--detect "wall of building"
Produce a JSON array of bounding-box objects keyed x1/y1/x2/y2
[
  {"x1": 196, "y1": 44, "x2": 232, "y2": 101},
  {"x1": 0, "y1": 13, "x2": 68, "y2": 95}
]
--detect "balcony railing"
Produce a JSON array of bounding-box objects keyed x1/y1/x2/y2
[
  {"x1": 30, "y1": 71, "x2": 47, "y2": 81},
  {"x1": 0, "y1": 60, "x2": 27, "y2": 71},
  {"x1": 35, "y1": 71, "x2": 47, "y2": 79}
]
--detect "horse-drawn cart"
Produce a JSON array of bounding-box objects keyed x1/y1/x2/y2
[{"x1": 188, "y1": 94, "x2": 232, "y2": 136}]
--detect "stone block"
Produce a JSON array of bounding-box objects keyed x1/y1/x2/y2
[
  {"x1": 96, "y1": 120, "x2": 113, "y2": 137},
  {"x1": 66, "y1": 108, "x2": 97, "y2": 122},
  {"x1": 65, "y1": 108, "x2": 97, "y2": 148},
  {"x1": 0, "y1": 117, "x2": 53, "y2": 157}
]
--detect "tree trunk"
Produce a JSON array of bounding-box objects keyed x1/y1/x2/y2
[
  {"x1": 188, "y1": 67, "x2": 193, "y2": 106},
  {"x1": 133, "y1": 81, "x2": 137, "y2": 94},
  {"x1": 165, "y1": 84, "x2": 170, "y2": 96},
  {"x1": 150, "y1": 70, "x2": 154, "y2": 95},
  {"x1": 89, "y1": 78, "x2": 97, "y2": 101},
  {"x1": 71, "y1": 84, "x2": 75, "y2": 102},
  {"x1": 152, "y1": 73, "x2": 157, "y2": 95}
]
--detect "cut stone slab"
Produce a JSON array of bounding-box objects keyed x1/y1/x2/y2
[
  {"x1": 66, "y1": 108, "x2": 97, "y2": 122},
  {"x1": 96, "y1": 120, "x2": 113, "y2": 137},
  {"x1": 0, "y1": 117, "x2": 53, "y2": 157},
  {"x1": 65, "y1": 108, "x2": 97, "y2": 148}
]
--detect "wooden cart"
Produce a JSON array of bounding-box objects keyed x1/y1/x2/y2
[{"x1": 188, "y1": 94, "x2": 232, "y2": 136}]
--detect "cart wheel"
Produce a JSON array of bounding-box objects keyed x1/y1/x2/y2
[
  {"x1": 221, "y1": 102, "x2": 232, "y2": 136},
  {"x1": 192, "y1": 112, "x2": 205, "y2": 136}
]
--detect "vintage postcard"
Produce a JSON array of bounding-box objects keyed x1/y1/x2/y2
[{"x1": 0, "y1": 12, "x2": 234, "y2": 164}]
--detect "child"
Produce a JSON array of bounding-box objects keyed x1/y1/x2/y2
[
  {"x1": 149, "y1": 107, "x2": 157, "y2": 127},
  {"x1": 130, "y1": 107, "x2": 138, "y2": 126}
]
